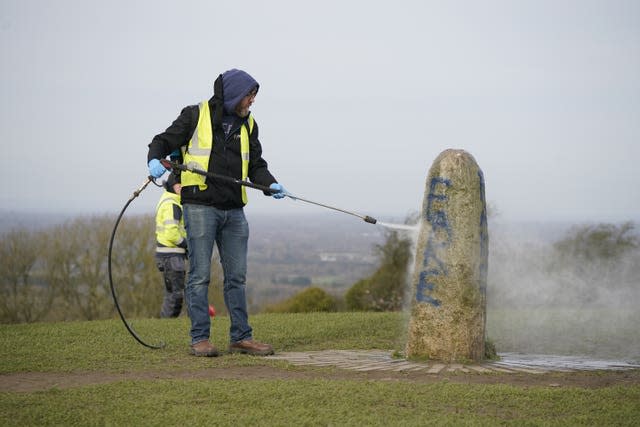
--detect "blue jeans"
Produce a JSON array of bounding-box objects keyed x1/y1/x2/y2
[{"x1": 183, "y1": 204, "x2": 253, "y2": 345}]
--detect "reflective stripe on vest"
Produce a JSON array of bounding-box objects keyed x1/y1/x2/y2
[{"x1": 181, "y1": 101, "x2": 253, "y2": 204}]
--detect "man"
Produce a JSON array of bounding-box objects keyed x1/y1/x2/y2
[
  {"x1": 147, "y1": 69, "x2": 285, "y2": 357},
  {"x1": 154, "y1": 172, "x2": 187, "y2": 318}
]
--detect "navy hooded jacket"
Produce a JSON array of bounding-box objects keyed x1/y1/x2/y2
[{"x1": 148, "y1": 69, "x2": 277, "y2": 210}]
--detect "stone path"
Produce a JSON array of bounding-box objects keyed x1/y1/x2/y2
[{"x1": 267, "y1": 350, "x2": 640, "y2": 374}]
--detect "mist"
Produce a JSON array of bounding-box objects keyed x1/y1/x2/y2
[
  {"x1": 486, "y1": 221, "x2": 640, "y2": 362},
  {"x1": 396, "y1": 218, "x2": 639, "y2": 362}
]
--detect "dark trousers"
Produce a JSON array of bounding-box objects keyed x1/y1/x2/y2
[{"x1": 155, "y1": 254, "x2": 186, "y2": 318}]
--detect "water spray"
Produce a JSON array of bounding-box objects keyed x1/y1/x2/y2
[
  {"x1": 375, "y1": 221, "x2": 420, "y2": 232},
  {"x1": 160, "y1": 160, "x2": 379, "y2": 225}
]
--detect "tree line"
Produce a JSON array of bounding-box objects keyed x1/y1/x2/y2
[
  {"x1": 1, "y1": 215, "x2": 166, "y2": 323},
  {"x1": 266, "y1": 220, "x2": 640, "y2": 313},
  {"x1": 0, "y1": 212, "x2": 412, "y2": 322},
  {"x1": 2, "y1": 213, "x2": 638, "y2": 323}
]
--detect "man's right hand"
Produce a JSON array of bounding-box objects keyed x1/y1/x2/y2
[{"x1": 148, "y1": 159, "x2": 167, "y2": 178}]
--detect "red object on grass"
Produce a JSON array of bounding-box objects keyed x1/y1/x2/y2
[{"x1": 208, "y1": 305, "x2": 216, "y2": 317}]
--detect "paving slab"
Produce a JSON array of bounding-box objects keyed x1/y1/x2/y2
[{"x1": 266, "y1": 350, "x2": 640, "y2": 374}]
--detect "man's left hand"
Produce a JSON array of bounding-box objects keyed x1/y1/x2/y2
[{"x1": 269, "y1": 183, "x2": 287, "y2": 199}]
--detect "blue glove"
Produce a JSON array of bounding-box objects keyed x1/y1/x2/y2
[
  {"x1": 269, "y1": 183, "x2": 287, "y2": 199},
  {"x1": 148, "y1": 159, "x2": 167, "y2": 178}
]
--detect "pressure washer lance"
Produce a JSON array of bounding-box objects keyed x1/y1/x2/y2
[{"x1": 160, "y1": 159, "x2": 377, "y2": 224}]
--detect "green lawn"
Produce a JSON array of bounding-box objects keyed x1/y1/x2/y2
[
  {"x1": 0, "y1": 312, "x2": 405, "y2": 373},
  {"x1": 1, "y1": 312, "x2": 639, "y2": 426}
]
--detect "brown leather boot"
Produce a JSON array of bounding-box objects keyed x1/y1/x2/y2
[
  {"x1": 189, "y1": 340, "x2": 219, "y2": 357},
  {"x1": 229, "y1": 339, "x2": 274, "y2": 356}
]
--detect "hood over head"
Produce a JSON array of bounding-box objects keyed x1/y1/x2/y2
[{"x1": 221, "y1": 69, "x2": 259, "y2": 115}]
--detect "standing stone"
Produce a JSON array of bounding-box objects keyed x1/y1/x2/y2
[{"x1": 406, "y1": 149, "x2": 488, "y2": 362}]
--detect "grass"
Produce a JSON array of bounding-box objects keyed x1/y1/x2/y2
[
  {"x1": 2, "y1": 312, "x2": 640, "y2": 426},
  {"x1": 2, "y1": 380, "x2": 639, "y2": 426},
  {"x1": 0, "y1": 312, "x2": 404, "y2": 373}
]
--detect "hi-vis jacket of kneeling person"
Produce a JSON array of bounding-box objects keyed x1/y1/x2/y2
[
  {"x1": 155, "y1": 174, "x2": 187, "y2": 255},
  {"x1": 147, "y1": 70, "x2": 278, "y2": 210}
]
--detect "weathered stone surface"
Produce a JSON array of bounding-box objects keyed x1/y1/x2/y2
[{"x1": 406, "y1": 149, "x2": 488, "y2": 362}]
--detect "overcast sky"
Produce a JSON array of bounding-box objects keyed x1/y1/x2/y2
[{"x1": 1, "y1": 0, "x2": 638, "y2": 223}]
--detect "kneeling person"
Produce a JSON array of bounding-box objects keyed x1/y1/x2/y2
[{"x1": 155, "y1": 173, "x2": 187, "y2": 318}]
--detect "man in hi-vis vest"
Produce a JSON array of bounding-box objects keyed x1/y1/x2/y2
[{"x1": 147, "y1": 69, "x2": 285, "y2": 357}]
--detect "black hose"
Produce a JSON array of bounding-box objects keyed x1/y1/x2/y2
[{"x1": 108, "y1": 177, "x2": 165, "y2": 349}]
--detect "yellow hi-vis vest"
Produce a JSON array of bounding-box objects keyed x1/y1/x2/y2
[
  {"x1": 155, "y1": 191, "x2": 187, "y2": 254},
  {"x1": 181, "y1": 101, "x2": 254, "y2": 204}
]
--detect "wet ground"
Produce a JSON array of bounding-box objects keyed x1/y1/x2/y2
[
  {"x1": 267, "y1": 350, "x2": 640, "y2": 374},
  {"x1": 495, "y1": 352, "x2": 640, "y2": 372},
  {"x1": 2, "y1": 350, "x2": 638, "y2": 392}
]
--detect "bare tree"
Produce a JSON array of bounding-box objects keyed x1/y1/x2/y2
[
  {"x1": 0, "y1": 229, "x2": 54, "y2": 323},
  {"x1": 42, "y1": 216, "x2": 114, "y2": 320},
  {"x1": 109, "y1": 214, "x2": 161, "y2": 318},
  {"x1": 345, "y1": 214, "x2": 417, "y2": 312}
]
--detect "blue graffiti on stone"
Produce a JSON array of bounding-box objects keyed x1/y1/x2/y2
[
  {"x1": 416, "y1": 177, "x2": 452, "y2": 307},
  {"x1": 425, "y1": 177, "x2": 452, "y2": 241}
]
